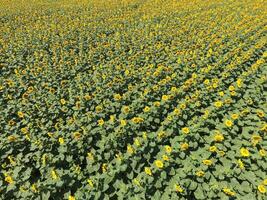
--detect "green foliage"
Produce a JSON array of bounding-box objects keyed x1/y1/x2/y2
[{"x1": 0, "y1": 0, "x2": 267, "y2": 199}]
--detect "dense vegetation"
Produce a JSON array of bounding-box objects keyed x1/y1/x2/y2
[{"x1": 0, "y1": 0, "x2": 266, "y2": 199}]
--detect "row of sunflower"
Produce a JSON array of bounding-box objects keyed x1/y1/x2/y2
[{"x1": 0, "y1": 0, "x2": 266, "y2": 199}]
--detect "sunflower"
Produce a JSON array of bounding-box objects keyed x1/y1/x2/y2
[
  {"x1": 98, "y1": 118, "x2": 104, "y2": 126},
  {"x1": 175, "y1": 184, "x2": 184, "y2": 193},
  {"x1": 225, "y1": 119, "x2": 233, "y2": 127},
  {"x1": 182, "y1": 127, "x2": 190, "y2": 134},
  {"x1": 196, "y1": 171, "x2": 205, "y2": 177},
  {"x1": 120, "y1": 119, "x2": 127, "y2": 126},
  {"x1": 223, "y1": 188, "x2": 235, "y2": 196},
  {"x1": 143, "y1": 106, "x2": 150, "y2": 112},
  {"x1": 144, "y1": 167, "x2": 152, "y2": 176},
  {"x1": 214, "y1": 101, "x2": 223, "y2": 108},
  {"x1": 240, "y1": 147, "x2": 250, "y2": 157},
  {"x1": 58, "y1": 137, "x2": 64, "y2": 144},
  {"x1": 165, "y1": 145, "x2": 172, "y2": 154},
  {"x1": 203, "y1": 159, "x2": 213, "y2": 166},
  {"x1": 209, "y1": 146, "x2": 217, "y2": 152},
  {"x1": 154, "y1": 160, "x2": 164, "y2": 169},
  {"x1": 162, "y1": 95, "x2": 169, "y2": 101},
  {"x1": 231, "y1": 114, "x2": 239, "y2": 120},
  {"x1": 114, "y1": 93, "x2": 122, "y2": 101},
  {"x1": 68, "y1": 195, "x2": 75, "y2": 200},
  {"x1": 258, "y1": 185, "x2": 266, "y2": 194},
  {"x1": 5, "y1": 175, "x2": 13, "y2": 184},
  {"x1": 181, "y1": 143, "x2": 189, "y2": 151}
]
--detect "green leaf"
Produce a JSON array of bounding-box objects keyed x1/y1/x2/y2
[
  {"x1": 189, "y1": 181, "x2": 198, "y2": 190},
  {"x1": 194, "y1": 185, "x2": 205, "y2": 199}
]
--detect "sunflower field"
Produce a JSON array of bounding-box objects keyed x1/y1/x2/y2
[{"x1": 0, "y1": 0, "x2": 267, "y2": 199}]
